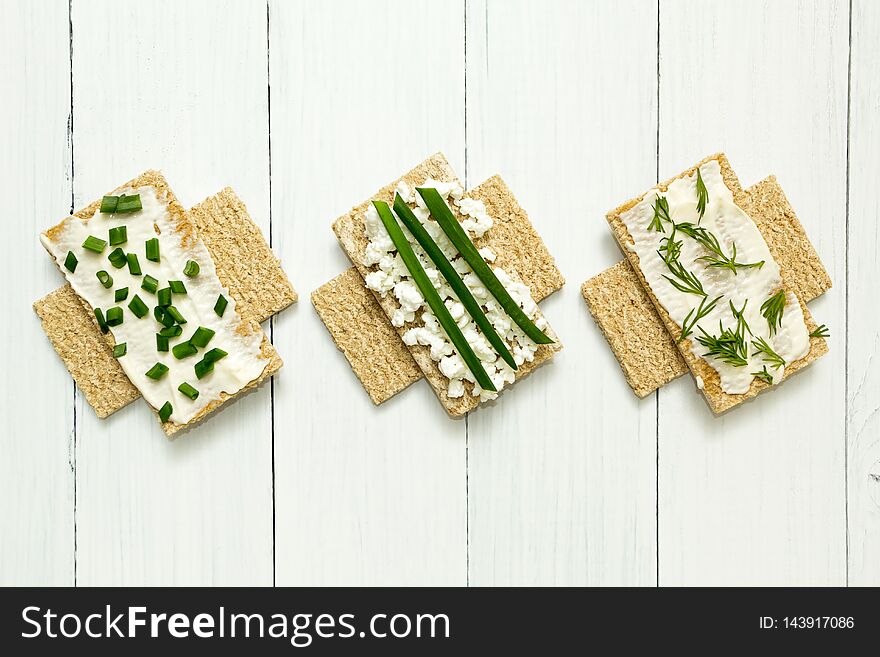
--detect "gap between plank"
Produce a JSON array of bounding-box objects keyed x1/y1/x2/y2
[
  {"x1": 844, "y1": 0, "x2": 852, "y2": 588},
  {"x1": 266, "y1": 0, "x2": 277, "y2": 588}
]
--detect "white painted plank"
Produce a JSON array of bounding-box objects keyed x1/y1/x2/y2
[
  {"x1": 657, "y1": 0, "x2": 848, "y2": 585},
  {"x1": 0, "y1": 0, "x2": 74, "y2": 585},
  {"x1": 848, "y1": 0, "x2": 880, "y2": 586},
  {"x1": 465, "y1": 0, "x2": 658, "y2": 585},
  {"x1": 269, "y1": 0, "x2": 467, "y2": 585},
  {"x1": 71, "y1": 0, "x2": 272, "y2": 585}
]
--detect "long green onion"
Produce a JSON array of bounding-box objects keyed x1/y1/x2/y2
[
  {"x1": 114, "y1": 287, "x2": 128, "y2": 302},
  {"x1": 168, "y1": 280, "x2": 186, "y2": 294},
  {"x1": 157, "y1": 287, "x2": 172, "y2": 307},
  {"x1": 64, "y1": 251, "x2": 78, "y2": 272},
  {"x1": 172, "y1": 341, "x2": 198, "y2": 360},
  {"x1": 108, "y1": 247, "x2": 127, "y2": 268},
  {"x1": 115, "y1": 194, "x2": 142, "y2": 213},
  {"x1": 94, "y1": 308, "x2": 109, "y2": 333},
  {"x1": 96, "y1": 270, "x2": 113, "y2": 289},
  {"x1": 145, "y1": 237, "x2": 160, "y2": 262},
  {"x1": 112, "y1": 342, "x2": 127, "y2": 358},
  {"x1": 156, "y1": 334, "x2": 169, "y2": 352},
  {"x1": 128, "y1": 294, "x2": 148, "y2": 318},
  {"x1": 373, "y1": 199, "x2": 495, "y2": 392},
  {"x1": 392, "y1": 193, "x2": 517, "y2": 370},
  {"x1": 183, "y1": 260, "x2": 199, "y2": 277},
  {"x1": 417, "y1": 187, "x2": 554, "y2": 345},
  {"x1": 82, "y1": 236, "x2": 107, "y2": 253},
  {"x1": 145, "y1": 363, "x2": 169, "y2": 380},
  {"x1": 105, "y1": 306, "x2": 123, "y2": 327},
  {"x1": 196, "y1": 347, "x2": 228, "y2": 378},
  {"x1": 189, "y1": 326, "x2": 215, "y2": 348},
  {"x1": 214, "y1": 294, "x2": 228, "y2": 317},
  {"x1": 126, "y1": 252, "x2": 142, "y2": 275},
  {"x1": 141, "y1": 275, "x2": 158, "y2": 294},
  {"x1": 178, "y1": 382, "x2": 199, "y2": 400},
  {"x1": 100, "y1": 196, "x2": 118, "y2": 213},
  {"x1": 108, "y1": 225, "x2": 127, "y2": 246},
  {"x1": 158, "y1": 401, "x2": 173, "y2": 423}
]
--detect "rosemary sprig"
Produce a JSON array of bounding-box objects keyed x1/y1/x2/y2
[
  {"x1": 809, "y1": 324, "x2": 830, "y2": 338},
  {"x1": 729, "y1": 299, "x2": 752, "y2": 338},
  {"x1": 752, "y1": 336, "x2": 786, "y2": 369},
  {"x1": 696, "y1": 323, "x2": 749, "y2": 367},
  {"x1": 662, "y1": 258, "x2": 706, "y2": 297},
  {"x1": 658, "y1": 223, "x2": 681, "y2": 265},
  {"x1": 676, "y1": 222, "x2": 765, "y2": 275},
  {"x1": 648, "y1": 196, "x2": 672, "y2": 233},
  {"x1": 695, "y1": 167, "x2": 709, "y2": 223},
  {"x1": 679, "y1": 294, "x2": 722, "y2": 342},
  {"x1": 752, "y1": 365, "x2": 774, "y2": 385},
  {"x1": 760, "y1": 290, "x2": 786, "y2": 335}
]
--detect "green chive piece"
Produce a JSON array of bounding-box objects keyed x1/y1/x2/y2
[
  {"x1": 165, "y1": 305, "x2": 186, "y2": 324},
  {"x1": 203, "y1": 347, "x2": 228, "y2": 363},
  {"x1": 155, "y1": 306, "x2": 176, "y2": 328},
  {"x1": 393, "y1": 193, "x2": 518, "y2": 371},
  {"x1": 417, "y1": 187, "x2": 554, "y2": 345},
  {"x1": 108, "y1": 225, "x2": 127, "y2": 246},
  {"x1": 94, "y1": 308, "x2": 109, "y2": 334},
  {"x1": 214, "y1": 294, "x2": 228, "y2": 317},
  {"x1": 156, "y1": 334, "x2": 169, "y2": 352},
  {"x1": 114, "y1": 287, "x2": 129, "y2": 302},
  {"x1": 178, "y1": 382, "x2": 199, "y2": 400},
  {"x1": 82, "y1": 235, "x2": 107, "y2": 253},
  {"x1": 189, "y1": 326, "x2": 215, "y2": 348},
  {"x1": 168, "y1": 280, "x2": 186, "y2": 294},
  {"x1": 157, "y1": 287, "x2": 172, "y2": 307},
  {"x1": 108, "y1": 247, "x2": 127, "y2": 268},
  {"x1": 373, "y1": 200, "x2": 496, "y2": 392},
  {"x1": 183, "y1": 260, "x2": 200, "y2": 277},
  {"x1": 194, "y1": 359, "x2": 214, "y2": 380},
  {"x1": 100, "y1": 196, "x2": 119, "y2": 213},
  {"x1": 145, "y1": 363, "x2": 169, "y2": 380},
  {"x1": 64, "y1": 251, "x2": 78, "y2": 272},
  {"x1": 145, "y1": 237, "x2": 160, "y2": 262},
  {"x1": 96, "y1": 270, "x2": 113, "y2": 289},
  {"x1": 105, "y1": 306, "x2": 123, "y2": 327},
  {"x1": 158, "y1": 401, "x2": 173, "y2": 423},
  {"x1": 172, "y1": 341, "x2": 198, "y2": 360},
  {"x1": 126, "y1": 252, "x2": 142, "y2": 276},
  {"x1": 115, "y1": 194, "x2": 142, "y2": 213},
  {"x1": 141, "y1": 274, "x2": 159, "y2": 294},
  {"x1": 128, "y1": 294, "x2": 148, "y2": 318},
  {"x1": 159, "y1": 325, "x2": 183, "y2": 338},
  {"x1": 112, "y1": 342, "x2": 127, "y2": 358}
]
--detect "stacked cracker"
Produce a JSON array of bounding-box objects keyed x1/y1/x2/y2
[
  {"x1": 583, "y1": 153, "x2": 831, "y2": 412},
  {"x1": 34, "y1": 171, "x2": 296, "y2": 435},
  {"x1": 313, "y1": 153, "x2": 564, "y2": 415}
]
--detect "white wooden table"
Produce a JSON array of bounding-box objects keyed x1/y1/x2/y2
[{"x1": 1, "y1": 0, "x2": 876, "y2": 587}]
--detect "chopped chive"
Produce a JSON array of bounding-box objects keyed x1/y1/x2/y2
[
  {"x1": 158, "y1": 401, "x2": 173, "y2": 423},
  {"x1": 141, "y1": 274, "x2": 159, "y2": 294},
  {"x1": 96, "y1": 270, "x2": 113, "y2": 289},
  {"x1": 159, "y1": 325, "x2": 183, "y2": 338},
  {"x1": 82, "y1": 235, "x2": 107, "y2": 253},
  {"x1": 114, "y1": 287, "x2": 129, "y2": 302},
  {"x1": 203, "y1": 347, "x2": 227, "y2": 364},
  {"x1": 128, "y1": 294, "x2": 148, "y2": 318},
  {"x1": 417, "y1": 188, "x2": 555, "y2": 346},
  {"x1": 157, "y1": 287, "x2": 172, "y2": 307},
  {"x1": 64, "y1": 251, "x2": 78, "y2": 272},
  {"x1": 126, "y1": 252, "x2": 142, "y2": 276},
  {"x1": 178, "y1": 382, "x2": 199, "y2": 400},
  {"x1": 189, "y1": 326, "x2": 215, "y2": 348},
  {"x1": 100, "y1": 195, "x2": 119, "y2": 213},
  {"x1": 172, "y1": 341, "x2": 198, "y2": 360},
  {"x1": 156, "y1": 334, "x2": 169, "y2": 352},
  {"x1": 214, "y1": 294, "x2": 228, "y2": 317},
  {"x1": 112, "y1": 342, "x2": 127, "y2": 358},
  {"x1": 168, "y1": 280, "x2": 186, "y2": 294},
  {"x1": 108, "y1": 247, "x2": 127, "y2": 268},
  {"x1": 194, "y1": 359, "x2": 213, "y2": 380},
  {"x1": 145, "y1": 363, "x2": 169, "y2": 380},
  {"x1": 165, "y1": 305, "x2": 186, "y2": 325},
  {"x1": 183, "y1": 260, "x2": 200, "y2": 277},
  {"x1": 105, "y1": 306, "x2": 123, "y2": 327},
  {"x1": 373, "y1": 199, "x2": 495, "y2": 392},
  {"x1": 155, "y1": 306, "x2": 176, "y2": 328},
  {"x1": 145, "y1": 237, "x2": 160, "y2": 262},
  {"x1": 393, "y1": 193, "x2": 517, "y2": 371},
  {"x1": 115, "y1": 194, "x2": 142, "y2": 213},
  {"x1": 108, "y1": 225, "x2": 127, "y2": 246},
  {"x1": 94, "y1": 308, "x2": 109, "y2": 333}
]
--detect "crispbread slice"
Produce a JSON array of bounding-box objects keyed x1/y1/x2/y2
[
  {"x1": 329, "y1": 153, "x2": 564, "y2": 415},
  {"x1": 583, "y1": 175, "x2": 832, "y2": 397},
  {"x1": 36, "y1": 172, "x2": 291, "y2": 434},
  {"x1": 605, "y1": 153, "x2": 828, "y2": 413}
]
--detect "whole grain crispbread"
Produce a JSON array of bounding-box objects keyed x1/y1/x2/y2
[
  {"x1": 327, "y1": 153, "x2": 563, "y2": 415},
  {"x1": 603, "y1": 153, "x2": 828, "y2": 413},
  {"x1": 583, "y1": 175, "x2": 832, "y2": 397}
]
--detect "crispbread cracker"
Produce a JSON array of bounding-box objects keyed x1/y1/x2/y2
[
  {"x1": 605, "y1": 153, "x2": 828, "y2": 413},
  {"x1": 329, "y1": 153, "x2": 563, "y2": 415},
  {"x1": 34, "y1": 170, "x2": 295, "y2": 436},
  {"x1": 584, "y1": 175, "x2": 832, "y2": 397}
]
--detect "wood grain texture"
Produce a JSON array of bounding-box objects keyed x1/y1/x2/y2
[
  {"x1": 269, "y1": 0, "x2": 467, "y2": 585},
  {"x1": 847, "y1": 0, "x2": 880, "y2": 586},
  {"x1": 0, "y1": 0, "x2": 75, "y2": 586},
  {"x1": 657, "y1": 0, "x2": 848, "y2": 585},
  {"x1": 465, "y1": 0, "x2": 659, "y2": 585},
  {"x1": 70, "y1": 0, "x2": 273, "y2": 584}
]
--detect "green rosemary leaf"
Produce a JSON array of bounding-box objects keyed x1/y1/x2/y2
[
  {"x1": 752, "y1": 365, "x2": 774, "y2": 385},
  {"x1": 809, "y1": 324, "x2": 830, "y2": 339},
  {"x1": 648, "y1": 196, "x2": 672, "y2": 233},
  {"x1": 760, "y1": 290, "x2": 786, "y2": 335},
  {"x1": 752, "y1": 336, "x2": 786, "y2": 369},
  {"x1": 695, "y1": 166, "x2": 709, "y2": 223},
  {"x1": 662, "y1": 258, "x2": 706, "y2": 297},
  {"x1": 679, "y1": 294, "x2": 722, "y2": 343}
]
